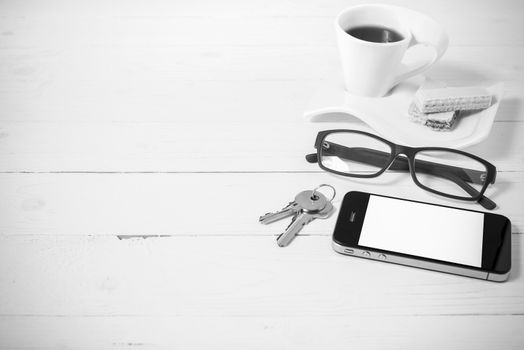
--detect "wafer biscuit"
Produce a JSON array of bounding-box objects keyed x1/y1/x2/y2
[
  {"x1": 408, "y1": 102, "x2": 458, "y2": 131},
  {"x1": 414, "y1": 86, "x2": 492, "y2": 114}
]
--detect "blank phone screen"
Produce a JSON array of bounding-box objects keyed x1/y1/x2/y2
[{"x1": 358, "y1": 196, "x2": 484, "y2": 267}]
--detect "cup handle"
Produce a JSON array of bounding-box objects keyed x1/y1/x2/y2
[{"x1": 393, "y1": 10, "x2": 449, "y2": 85}]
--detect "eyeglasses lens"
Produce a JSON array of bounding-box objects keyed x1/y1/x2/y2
[
  {"x1": 320, "y1": 132, "x2": 393, "y2": 176},
  {"x1": 413, "y1": 150, "x2": 489, "y2": 199}
]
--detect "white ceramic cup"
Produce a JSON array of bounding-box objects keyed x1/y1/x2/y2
[{"x1": 335, "y1": 4, "x2": 448, "y2": 97}]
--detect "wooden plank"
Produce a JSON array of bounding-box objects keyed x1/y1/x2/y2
[
  {"x1": 0, "y1": 315, "x2": 523, "y2": 349},
  {"x1": 0, "y1": 0, "x2": 520, "y2": 19},
  {"x1": 1, "y1": 46, "x2": 522, "y2": 124},
  {"x1": 0, "y1": 46, "x2": 522, "y2": 87},
  {"x1": 1, "y1": 79, "x2": 523, "y2": 123},
  {"x1": 0, "y1": 235, "x2": 522, "y2": 317},
  {"x1": 0, "y1": 172, "x2": 522, "y2": 236},
  {"x1": 0, "y1": 121, "x2": 522, "y2": 172},
  {"x1": 1, "y1": 0, "x2": 523, "y2": 47},
  {"x1": 0, "y1": 75, "x2": 522, "y2": 120}
]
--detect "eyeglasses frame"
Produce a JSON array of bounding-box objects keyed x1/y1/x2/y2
[{"x1": 307, "y1": 129, "x2": 497, "y2": 209}]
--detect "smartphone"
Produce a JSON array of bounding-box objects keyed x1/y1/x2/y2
[{"x1": 332, "y1": 191, "x2": 512, "y2": 281}]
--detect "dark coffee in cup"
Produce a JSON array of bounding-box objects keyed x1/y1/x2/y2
[{"x1": 346, "y1": 26, "x2": 404, "y2": 43}]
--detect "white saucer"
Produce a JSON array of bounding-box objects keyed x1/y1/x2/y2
[{"x1": 304, "y1": 76, "x2": 503, "y2": 149}]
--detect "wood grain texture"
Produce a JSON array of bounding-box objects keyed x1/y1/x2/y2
[
  {"x1": 0, "y1": 122, "x2": 522, "y2": 172},
  {"x1": 0, "y1": 173, "x2": 522, "y2": 236},
  {"x1": 0, "y1": 0, "x2": 523, "y2": 348},
  {"x1": 1, "y1": 0, "x2": 523, "y2": 47},
  {"x1": 0, "y1": 235, "x2": 522, "y2": 317},
  {"x1": 0, "y1": 47, "x2": 522, "y2": 122},
  {"x1": 1, "y1": 315, "x2": 523, "y2": 350}
]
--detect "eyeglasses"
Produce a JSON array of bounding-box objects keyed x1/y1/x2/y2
[{"x1": 306, "y1": 129, "x2": 497, "y2": 210}]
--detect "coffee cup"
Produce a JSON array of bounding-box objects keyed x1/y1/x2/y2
[{"x1": 335, "y1": 4, "x2": 448, "y2": 97}]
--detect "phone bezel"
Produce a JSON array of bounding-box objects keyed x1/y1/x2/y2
[{"x1": 333, "y1": 191, "x2": 511, "y2": 279}]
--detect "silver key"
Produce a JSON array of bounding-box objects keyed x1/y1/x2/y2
[
  {"x1": 259, "y1": 190, "x2": 327, "y2": 224},
  {"x1": 277, "y1": 200, "x2": 334, "y2": 247},
  {"x1": 259, "y1": 184, "x2": 336, "y2": 247},
  {"x1": 259, "y1": 201, "x2": 301, "y2": 224}
]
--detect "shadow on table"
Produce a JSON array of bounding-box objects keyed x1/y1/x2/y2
[
  {"x1": 308, "y1": 112, "x2": 362, "y2": 123},
  {"x1": 484, "y1": 180, "x2": 511, "y2": 209}
]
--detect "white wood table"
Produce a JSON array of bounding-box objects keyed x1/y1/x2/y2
[{"x1": 1, "y1": 0, "x2": 523, "y2": 348}]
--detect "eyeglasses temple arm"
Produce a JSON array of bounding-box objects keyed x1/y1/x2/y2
[
  {"x1": 305, "y1": 153, "x2": 318, "y2": 163},
  {"x1": 438, "y1": 173, "x2": 497, "y2": 210}
]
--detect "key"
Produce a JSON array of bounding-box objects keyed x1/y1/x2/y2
[
  {"x1": 277, "y1": 200, "x2": 334, "y2": 247},
  {"x1": 294, "y1": 190, "x2": 328, "y2": 213},
  {"x1": 258, "y1": 184, "x2": 336, "y2": 247},
  {"x1": 276, "y1": 191, "x2": 330, "y2": 247},
  {"x1": 259, "y1": 190, "x2": 327, "y2": 224},
  {"x1": 259, "y1": 201, "x2": 301, "y2": 224}
]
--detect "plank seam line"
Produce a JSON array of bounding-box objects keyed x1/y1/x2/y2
[
  {"x1": 0, "y1": 171, "x2": 325, "y2": 174},
  {"x1": 0, "y1": 313, "x2": 523, "y2": 318},
  {"x1": 0, "y1": 170, "x2": 522, "y2": 174},
  {"x1": 0, "y1": 233, "x2": 521, "y2": 237}
]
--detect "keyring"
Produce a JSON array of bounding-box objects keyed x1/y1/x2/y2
[{"x1": 311, "y1": 184, "x2": 336, "y2": 202}]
